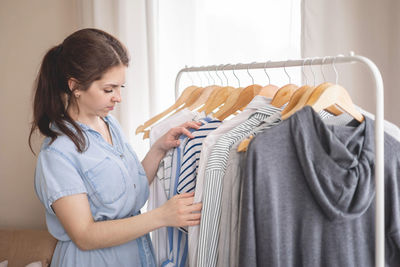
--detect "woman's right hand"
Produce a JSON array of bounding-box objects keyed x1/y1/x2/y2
[{"x1": 158, "y1": 192, "x2": 202, "y2": 227}]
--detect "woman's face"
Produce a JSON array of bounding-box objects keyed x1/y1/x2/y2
[{"x1": 75, "y1": 65, "x2": 126, "y2": 118}]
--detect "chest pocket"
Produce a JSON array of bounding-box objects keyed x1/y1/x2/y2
[{"x1": 85, "y1": 157, "x2": 127, "y2": 204}]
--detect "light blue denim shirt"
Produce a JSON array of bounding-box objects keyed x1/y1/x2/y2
[{"x1": 34, "y1": 115, "x2": 155, "y2": 267}]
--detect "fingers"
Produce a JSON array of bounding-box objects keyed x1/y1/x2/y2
[
  {"x1": 176, "y1": 192, "x2": 195, "y2": 198},
  {"x1": 188, "y1": 202, "x2": 202, "y2": 212},
  {"x1": 186, "y1": 212, "x2": 201, "y2": 221},
  {"x1": 181, "y1": 204, "x2": 202, "y2": 227},
  {"x1": 173, "y1": 192, "x2": 202, "y2": 212},
  {"x1": 178, "y1": 121, "x2": 202, "y2": 139},
  {"x1": 181, "y1": 121, "x2": 202, "y2": 130},
  {"x1": 167, "y1": 121, "x2": 201, "y2": 143}
]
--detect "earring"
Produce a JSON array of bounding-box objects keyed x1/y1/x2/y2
[{"x1": 74, "y1": 93, "x2": 80, "y2": 98}]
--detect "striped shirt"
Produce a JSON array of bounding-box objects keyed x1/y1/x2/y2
[
  {"x1": 197, "y1": 106, "x2": 282, "y2": 267},
  {"x1": 188, "y1": 96, "x2": 273, "y2": 267},
  {"x1": 163, "y1": 117, "x2": 214, "y2": 267},
  {"x1": 246, "y1": 109, "x2": 332, "y2": 138},
  {"x1": 177, "y1": 119, "x2": 222, "y2": 194}
]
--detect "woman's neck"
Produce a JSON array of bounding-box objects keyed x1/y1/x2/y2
[{"x1": 67, "y1": 105, "x2": 103, "y2": 131}]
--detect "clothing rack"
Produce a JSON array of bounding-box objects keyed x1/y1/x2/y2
[{"x1": 174, "y1": 53, "x2": 385, "y2": 267}]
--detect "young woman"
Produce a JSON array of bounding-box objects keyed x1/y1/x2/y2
[{"x1": 29, "y1": 28, "x2": 202, "y2": 267}]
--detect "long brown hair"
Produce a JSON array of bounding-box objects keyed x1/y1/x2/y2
[{"x1": 29, "y1": 28, "x2": 129, "y2": 153}]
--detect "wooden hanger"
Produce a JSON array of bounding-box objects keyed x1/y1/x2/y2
[
  {"x1": 213, "y1": 87, "x2": 243, "y2": 119},
  {"x1": 215, "y1": 84, "x2": 262, "y2": 121},
  {"x1": 237, "y1": 83, "x2": 339, "y2": 152},
  {"x1": 172, "y1": 86, "x2": 204, "y2": 114},
  {"x1": 257, "y1": 84, "x2": 279, "y2": 98},
  {"x1": 236, "y1": 72, "x2": 279, "y2": 152},
  {"x1": 257, "y1": 62, "x2": 280, "y2": 98},
  {"x1": 141, "y1": 86, "x2": 207, "y2": 140},
  {"x1": 281, "y1": 85, "x2": 315, "y2": 118},
  {"x1": 198, "y1": 86, "x2": 235, "y2": 115},
  {"x1": 135, "y1": 85, "x2": 198, "y2": 134},
  {"x1": 237, "y1": 85, "x2": 292, "y2": 152},
  {"x1": 238, "y1": 84, "x2": 312, "y2": 152},
  {"x1": 306, "y1": 83, "x2": 364, "y2": 122},
  {"x1": 188, "y1": 85, "x2": 220, "y2": 111},
  {"x1": 281, "y1": 82, "x2": 344, "y2": 120},
  {"x1": 270, "y1": 84, "x2": 298, "y2": 108}
]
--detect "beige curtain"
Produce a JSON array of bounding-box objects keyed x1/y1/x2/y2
[{"x1": 302, "y1": 0, "x2": 400, "y2": 126}]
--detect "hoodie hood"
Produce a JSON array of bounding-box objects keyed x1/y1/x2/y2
[{"x1": 291, "y1": 106, "x2": 375, "y2": 221}]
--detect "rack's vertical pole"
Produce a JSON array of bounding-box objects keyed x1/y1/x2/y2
[{"x1": 354, "y1": 56, "x2": 385, "y2": 267}]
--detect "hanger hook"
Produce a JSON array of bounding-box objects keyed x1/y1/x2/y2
[
  {"x1": 321, "y1": 56, "x2": 329, "y2": 81},
  {"x1": 207, "y1": 68, "x2": 215, "y2": 85},
  {"x1": 263, "y1": 60, "x2": 271, "y2": 85},
  {"x1": 222, "y1": 64, "x2": 229, "y2": 86},
  {"x1": 332, "y1": 55, "x2": 342, "y2": 84},
  {"x1": 310, "y1": 57, "x2": 318, "y2": 86},
  {"x1": 215, "y1": 65, "x2": 223, "y2": 86},
  {"x1": 196, "y1": 69, "x2": 203, "y2": 87},
  {"x1": 202, "y1": 68, "x2": 210, "y2": 85},
  {"x1": 233, "y1": 63, "x2": 241, "y2": 87},
  {"x1": 247, "y1": 62, "x2": 256, "y2": 84},
  {"x1": 301, "y1": 58, "x2": 309, "y2": 85},
  {"x1": 284, "y1": 60, "x2": 291, "y2": 84}
]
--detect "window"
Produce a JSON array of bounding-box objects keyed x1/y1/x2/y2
[{"x1": 157, "y1": 0, "x2": 301, "y2": 112}]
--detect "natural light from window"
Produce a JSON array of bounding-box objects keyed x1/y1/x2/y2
[{"x1": 157, "y1": 0, "x2": 301, "y2": 113}]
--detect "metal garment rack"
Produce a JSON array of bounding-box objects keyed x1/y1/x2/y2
[{"x1": 174, "y1": 53, "x2": 384, "y2": 267}]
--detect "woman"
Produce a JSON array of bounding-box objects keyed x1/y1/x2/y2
[{"x1": 28, "y1": 28, "x2": 202, "y2": 267}]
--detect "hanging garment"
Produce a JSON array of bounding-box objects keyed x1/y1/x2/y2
[
  {"x1": 149, "y1": 109, "x2": 204, "y2": 266},
  {"x1": 176, "y1": 118, "x2": 222, "y2": 235},
  {"x1": 197, "y1": 106, "x2": 282, "y2": 267},
  {"x1": 177, "y1": 119, "x2": 222, "y2": 195},
  {"x1": 239, "y1": 106, "x2": 400, "y2": 266},
  {"x1": 162, "y1": 116, "x2": 222, "y2": 267},
  {"x1": 188, "y1": 95, "x2": 272, "y2": 267},
  {"x1": 216, "y1": 109, "x2": 346, "y2": 267},
  {"x1": 217, "y1": 141, "x2": 246, "y2": 267},
  {"x1": 322, "y1": 105, "x2": 400, "y2": 142},
  {"x1": 149, "y1": 108, "x2": 204, "y2": 146}
]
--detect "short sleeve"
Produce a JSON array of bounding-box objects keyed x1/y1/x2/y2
[{"x1": 35, "y1": 148, "x2": 87, "y2": 215}]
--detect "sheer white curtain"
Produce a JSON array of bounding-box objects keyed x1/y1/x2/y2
[
  {"x1": 157, "y1": 0, "x2": 302, "y2": 115},
  {"x1": 302, "y1": 0, "x2": 400, "y2": 126},
  {"x1": 75, "y1": 0, "x2": 156, "y2": 159}
]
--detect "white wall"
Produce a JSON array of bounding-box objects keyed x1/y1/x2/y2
[
  {"x1": 302, "y1": 0, "x2": 400, "y2": 126},
  {"x1": 0, "y1": 0, "x2": 80, "y2": 229}
]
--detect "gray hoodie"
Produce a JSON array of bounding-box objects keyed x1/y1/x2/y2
[{"x1": 239, "y1": 106, "x2": 400, "y2": 266}]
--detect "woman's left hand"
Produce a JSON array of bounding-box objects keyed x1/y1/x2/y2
[{"x1": 153, "y1": 121, "x2": 202, "y2": 153}]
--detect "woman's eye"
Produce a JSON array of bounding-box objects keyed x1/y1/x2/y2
[{"x1": 104, "y1": 89, "x2": 113, "y2": 93}]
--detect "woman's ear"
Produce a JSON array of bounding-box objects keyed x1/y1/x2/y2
[
  {"x1": 68, "y1": 78, "x2": 79, "y2": 92},
  {"x1": 68, "y1": 78, "x2": 81, "y2": 98}
]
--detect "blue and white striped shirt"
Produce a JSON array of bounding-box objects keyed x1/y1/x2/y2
[
  {"x1": 164, "y1": 117, "x2": 220, "y2": 267},
  {"x1": 177, "y1": 119, "x2": 222, "y2": 194}
]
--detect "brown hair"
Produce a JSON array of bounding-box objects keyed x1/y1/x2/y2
[{"x1": 29, "y1": 28, "x2": 129, "y2": 153}]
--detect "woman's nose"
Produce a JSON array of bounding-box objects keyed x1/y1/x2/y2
[{"x1": 112, "y1": 90, "x2": 122, "y2": 103}]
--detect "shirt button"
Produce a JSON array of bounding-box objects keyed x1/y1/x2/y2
[
  {"x1": 134, "y1": 184, "x2": 136, "y2": 188},
  {"x1": 120, "y1": 154, "x2": 124, "y2": 158}
]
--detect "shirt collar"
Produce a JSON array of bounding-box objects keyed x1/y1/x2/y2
[
  {"x1": 51, "y1": 116, "x2": 111, "y2": 133},
  {"x1": 244, "y1": 95, "x2": 272, "y2": 111}
]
